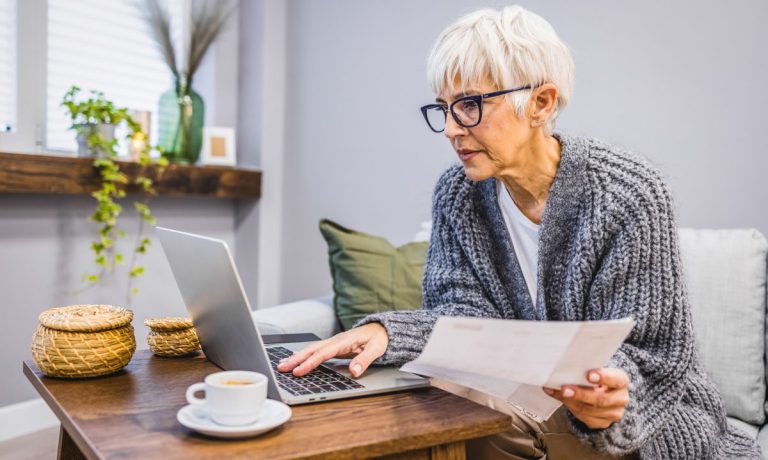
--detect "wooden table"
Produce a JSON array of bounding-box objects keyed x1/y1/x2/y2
[{"x1": 24, "y1": 347, "x2": 511, "y2": 459}]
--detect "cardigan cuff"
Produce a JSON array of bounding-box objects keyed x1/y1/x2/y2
[{"x1": 353, "y1": 310, "x2": 435, "y2": 366}]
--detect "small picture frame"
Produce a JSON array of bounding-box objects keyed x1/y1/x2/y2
[{"x1": 200, "y1": 127, "x2": 236, "y2": 166}]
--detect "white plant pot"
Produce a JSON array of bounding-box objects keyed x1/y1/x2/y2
[{"x1": 76, "y1": 123, "x2": 115, "y2": 157}]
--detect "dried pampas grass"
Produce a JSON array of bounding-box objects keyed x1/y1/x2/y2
[{"x1": 139, "y1": 0, "x2": 236, "y2": 81}]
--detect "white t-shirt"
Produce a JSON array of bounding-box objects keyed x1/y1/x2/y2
[{"x1": 496, "y1": 179, "x2": 540, "y2": 301}]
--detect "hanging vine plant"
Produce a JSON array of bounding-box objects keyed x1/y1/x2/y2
[{"x1": 61, "y1": 86, "x2": 168, "y2": 296}]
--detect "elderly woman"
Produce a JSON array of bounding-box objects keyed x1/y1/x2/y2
[{"x1": 278, "y1": 6, "x2": 760, "y2": 459}]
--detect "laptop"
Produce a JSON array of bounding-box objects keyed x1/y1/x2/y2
[{"x1": 156, "y1": 226, "x2": 429, "y2": 405}]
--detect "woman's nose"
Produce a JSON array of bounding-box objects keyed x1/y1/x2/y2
[{"x1": 443, "y1": 113, "x2": 467, "y2": 140}]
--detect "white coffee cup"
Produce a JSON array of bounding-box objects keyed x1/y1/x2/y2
[{"x1": 186, "y1": 370, "x2": 267, "y2": 426}]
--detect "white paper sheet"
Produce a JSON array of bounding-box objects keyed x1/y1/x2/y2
[
  {"x1": 400, "y1": 316, "x2": 635, "y2": 421},
  {"x1": 430, "y1": 377, "x2": 560, "y2": 423}
]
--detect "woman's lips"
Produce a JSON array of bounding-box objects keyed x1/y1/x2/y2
[{"x1": 458, "y1": 150, "x2": 480, "y2": 161}]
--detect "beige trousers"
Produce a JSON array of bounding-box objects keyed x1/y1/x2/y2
[{"x1": 431, "y1": 380, "x2": 638, "y2": 460}]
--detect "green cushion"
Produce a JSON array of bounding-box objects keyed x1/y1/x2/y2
[{"x1": 319, "y1": 219, "x2": 427, "y2": 330}]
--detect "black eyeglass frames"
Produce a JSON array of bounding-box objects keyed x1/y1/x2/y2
[{"x1": 420, "y1": 85, "x2": 532, "y2": 133}]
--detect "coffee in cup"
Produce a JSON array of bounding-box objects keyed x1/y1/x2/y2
[
  {"x1": 186, "y1": 370, "x2": 267, "y2": 426},
  {"x1": 222, "y1": 380, "x2": 256, "y2": 386}
]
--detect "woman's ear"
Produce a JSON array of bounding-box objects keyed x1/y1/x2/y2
[{"x1": 528, "y1": 83, "x2": 558, "y2": 126}]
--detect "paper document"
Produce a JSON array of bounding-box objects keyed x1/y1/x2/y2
[{"x1": 400, "y1": 316, "x2": 635, "y2": 421}]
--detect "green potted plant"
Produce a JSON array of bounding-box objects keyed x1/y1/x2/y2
[
  {"x1": 62, "y1": 86, "x2": 133, "y2": 157},
  {"x1": 140, "y1": 0, "x2": 236, "y2": 164},
  {"x1": 61, "y1": 86, "x2": 168, "y2": 297}
]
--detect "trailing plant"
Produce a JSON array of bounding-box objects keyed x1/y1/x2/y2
[{"x1": 62, "y1": 86, "x2": 168, "y2": 297}]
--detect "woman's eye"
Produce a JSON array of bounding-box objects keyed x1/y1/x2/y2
[{"x1": 458, "y1": 100, "x2": 478, "y2": 112}]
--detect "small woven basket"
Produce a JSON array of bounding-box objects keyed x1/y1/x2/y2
[
  {"x1": 144, "y1": 317, "x2": 200, "y2": 357},
  {"x1": 31, "y1": 305, "x2": 136, "y2": 378}
]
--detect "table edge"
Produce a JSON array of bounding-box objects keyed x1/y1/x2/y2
[
  {"x1": 22, "y1": 356, "x2": 512, "y2": 459},
  {"x1": 23, "y1": 361, "x2": 101, "y2": 460}
]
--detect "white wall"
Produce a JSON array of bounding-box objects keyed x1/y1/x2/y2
[{"x1": 276, "y1": 0, "x2": 768, "y2": 303}]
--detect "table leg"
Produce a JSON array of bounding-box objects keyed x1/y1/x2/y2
[
  {"x1": 429, "y1": 441, "x2": 465, "y2": 460},
  {"x1": 379, "y1": 441, "x2": 466, "y2": 460},
  {"x1": 57, "y1": 426, "x2": 86, "y2": 460}
]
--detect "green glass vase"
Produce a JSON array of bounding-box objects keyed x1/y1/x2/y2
[{"x1": 158, "y1": 77, "x2": 204, "y2": 164}]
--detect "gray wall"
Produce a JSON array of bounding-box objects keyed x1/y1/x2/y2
[
  {"x1": 0, "y1": 195, "x2": 236, "y2": 406},
  {"x1": 278, "y1": 0, "x2": 768, "y2": 303},
  {"x1": 234, "y1": 0, "x2": 264, "y2": 307},
  {"x1": 0, "y1": 4, "x2": 246, "y2": 407}
]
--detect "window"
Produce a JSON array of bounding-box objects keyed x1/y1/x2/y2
[
  {"x1": 0, "y1": 0, "x2": 16, "y2": 132},
  {"x1": 46, "y1": 0, "x2": 173, "y2": 152}
]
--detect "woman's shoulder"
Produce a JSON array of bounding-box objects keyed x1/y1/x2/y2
[
  {"x1": 568, "y1": 133, "x2": 675, "y2": 215},
  {"x1": 580, "y1": 135, "x2": 661, "y2": 177}
]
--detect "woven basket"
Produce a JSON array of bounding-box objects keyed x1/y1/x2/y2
[
  {"x1": 144, "y1": 317, "x2": 200, "y2": 357},
  {"x1": 31, "y1": 305, "x2": 136, "y2": 378}
]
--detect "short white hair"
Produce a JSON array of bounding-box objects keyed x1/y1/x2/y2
[{"x1": 427, "y1": 6, "x2": 574, "y2": 131}]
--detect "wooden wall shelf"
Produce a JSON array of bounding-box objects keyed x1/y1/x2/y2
[{"x1": 0, "y1": 151, "x2": 261, "y2": 199}]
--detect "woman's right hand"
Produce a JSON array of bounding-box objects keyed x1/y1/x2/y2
[{"x1": 276, "y1": 322, "x2": 389, "y2": 378}]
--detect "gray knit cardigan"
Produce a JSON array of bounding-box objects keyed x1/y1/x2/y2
[{"x1": 357, "y1": 132, "x2": 761, "y2": 459}]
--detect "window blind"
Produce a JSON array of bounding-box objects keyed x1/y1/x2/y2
[
  {"x1": 46, "y1": 0, "x2": 174, "y2": 152},
  {"x1": 0, "y1": 0, "x2": 16, "y2": 131}
]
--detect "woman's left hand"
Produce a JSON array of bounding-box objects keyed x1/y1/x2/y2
[{"x1": 543, "y1": 368, "x2": 630, "y2": 429}]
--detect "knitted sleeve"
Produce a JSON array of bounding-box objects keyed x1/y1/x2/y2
[
  {"x1": 565, "y1": 169, "x2": 722, "y2": 458},
  {"x1": 354, "y1": 166, "x2": 503, "y2": 364}
]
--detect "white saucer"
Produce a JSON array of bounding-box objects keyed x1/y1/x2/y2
[{"x1": 177, "y1": 400, "x2": 292, "y2": 439}]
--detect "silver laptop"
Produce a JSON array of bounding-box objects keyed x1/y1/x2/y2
[{"x1": 156, "y1": 226, "x2": 429, "y2": 405}]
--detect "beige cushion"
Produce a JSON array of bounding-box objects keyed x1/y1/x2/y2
[{"x1": 678, "y1": 229, "x2": 767, "y2": 425}]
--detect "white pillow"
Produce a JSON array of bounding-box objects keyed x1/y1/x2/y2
[
  {"x1": 412, "y1": 221, "x2": 431, "y2": 242},
  {"x1": 679, "y1": 228, "x2": 767, "y2": 425}
]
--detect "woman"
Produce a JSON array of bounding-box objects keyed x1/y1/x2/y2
[{"x1": 278, "y1": 6, "x2": 760, "y2": 459}]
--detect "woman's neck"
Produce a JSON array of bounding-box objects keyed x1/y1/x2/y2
[{"x1": 497, "y1": 132, "x2": 561, "y2": 224}]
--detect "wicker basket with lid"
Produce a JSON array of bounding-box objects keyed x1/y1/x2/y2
[
  {"x1": 31, "y1": 304, "x2": 136, "y2": 378},
  {"x1": 144, "y1": 317, "x2": 200, "y2": 357}
]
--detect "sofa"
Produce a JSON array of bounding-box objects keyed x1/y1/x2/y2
[{"x1": 251, "y1": 227, "x2": 768, "y2": 457}]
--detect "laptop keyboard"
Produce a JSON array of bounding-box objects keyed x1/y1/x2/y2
[{"x1": 267, "y1": 346, "x2": 365, "y2": 396}]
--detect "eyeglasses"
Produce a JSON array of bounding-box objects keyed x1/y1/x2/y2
[{"x1": 420, "y1": 85, "x2": 532, "y2": 133}]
